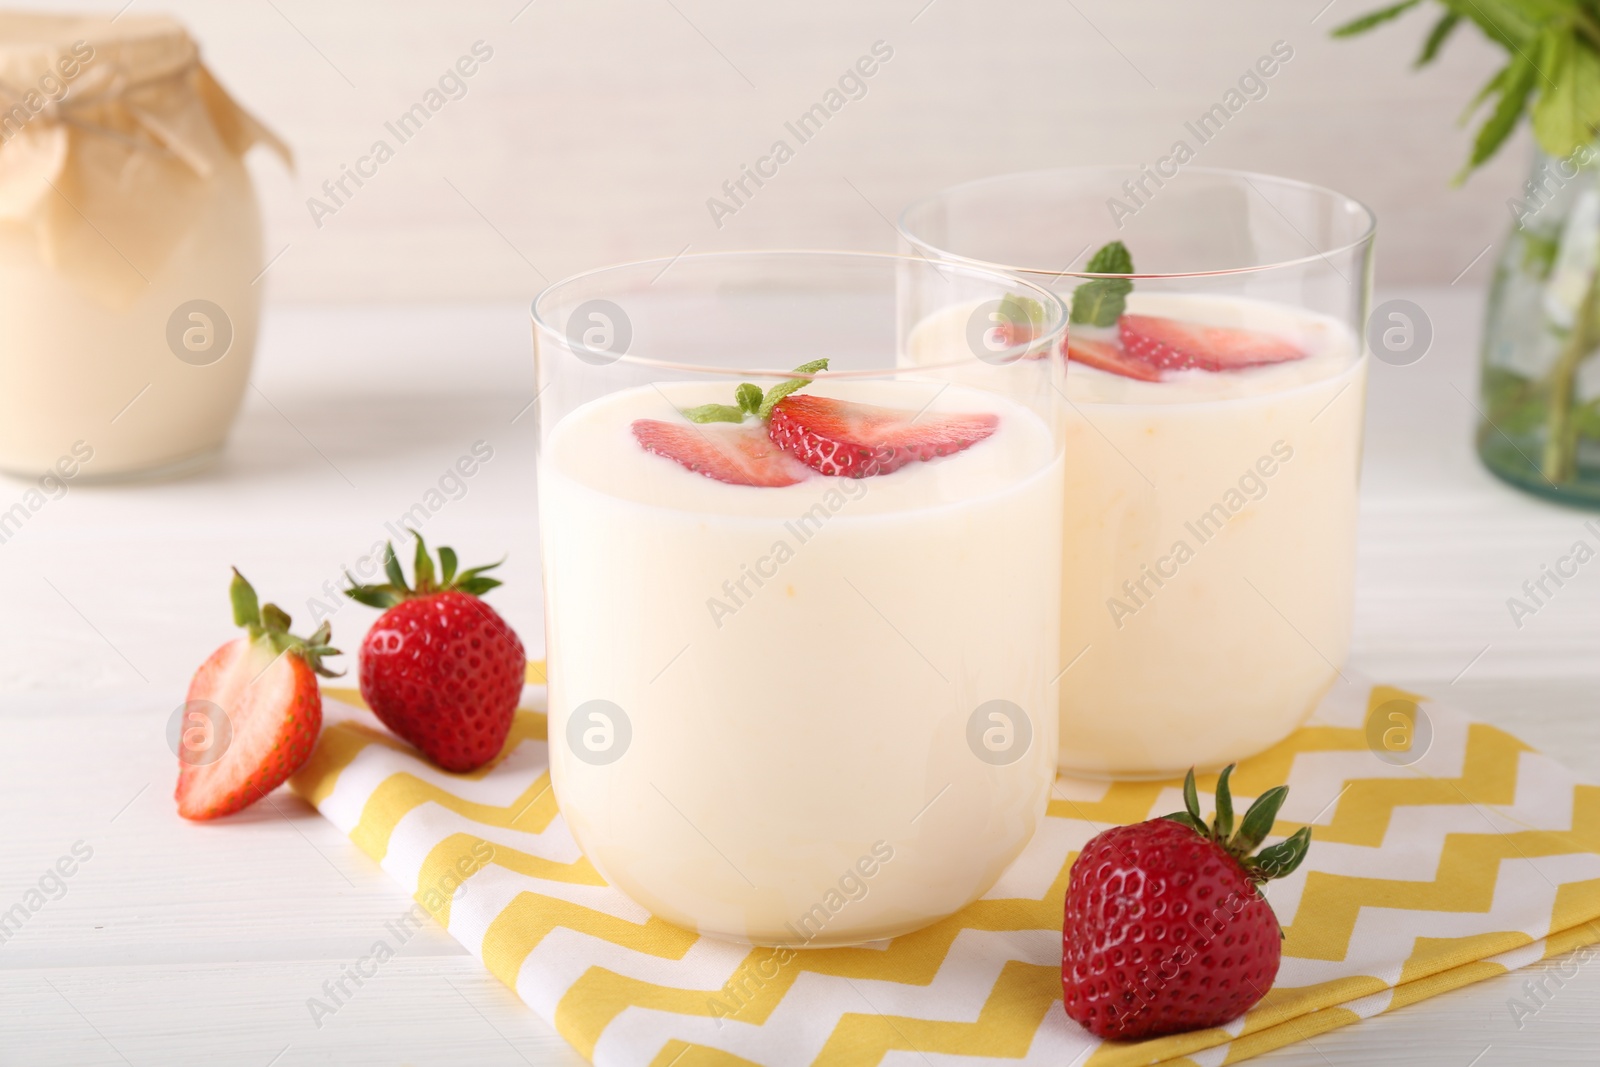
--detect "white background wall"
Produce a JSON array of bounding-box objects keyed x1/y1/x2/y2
[{"x1": 32, "y1": 0, "x2": 1531, "y2": 301}]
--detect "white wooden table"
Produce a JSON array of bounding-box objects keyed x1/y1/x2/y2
[{"x1": 2, "y1": 287, "x2": 1596, "y2": 1066}]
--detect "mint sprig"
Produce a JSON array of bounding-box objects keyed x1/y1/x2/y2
[
  {"x1": 1069, "y1": 240, "x2": 1134, "y2": 328},
  {"x1": 681, "y1": 358, "x2": 829, "y2": 424},
  {"x1": 1333, "y1": 1, "x2": 1600, "y2": 176}
]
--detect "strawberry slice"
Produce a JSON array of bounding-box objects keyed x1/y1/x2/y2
[
  {"x1": 1119, "y1": 314, "x2": 1306, "y2": 371},
  {"x1": 767, "y1": 394, "x2": 998, "y2": 478},
  {"x1": 176, "y1": 571, "x2": 340, "y2": 820},
  {"x1": 1065, "y1": 335, "x2": 1163, "y2": 382},
  {"x1": 632, "y1": 419, "x2": 809, "y2": 487}
]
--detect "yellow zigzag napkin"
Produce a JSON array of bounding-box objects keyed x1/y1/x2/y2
[{"x1": 291, "y1": 665, "x2": 1600, "y2": 1066}]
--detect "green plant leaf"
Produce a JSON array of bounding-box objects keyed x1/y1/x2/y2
[
  {"x1": 1182, "y1": 767, "x2": 1202, "y2": 823},
  {"x1": 1233, "y1": 785, "x2": 1290, "y2": 854},
  {"x1": 1162, "y1": 811, "x2": 1210, "y2": 836},
  {"x1": 230, "y1": 568, "x2": 261, "y2": 629},
  {"x1": 758, "y1": 358, "x2": 829, "y2": 420},
  {"x1": 1213, "y1": 764, "x2": 1236, "y2": 840},
  {"x1": 1438, "y1": 0, "x2": 1541, "y2": 52},
  {"x1": 438, "y1": 546, "x2": 458, "y2": 585},
  {"x1": 1532, "y1": 30, "x2": 1600, "y2": 159},
  {"x1": 383, "y1": 542, "x2": 406, "y2": 590},
  {"x1": 681, "y1": 403, "x2": 746, "y2": 424},
  {"x1": 1416, "y1": 10, "x2": 1461, "y2": 66},
  {"x1": 413, "y1": 532, "x2": 435, "y2": 592},
  {"x1": 1085, "y1": 240, "x2": 1133, "y2": 275},
  {"x1": 261, "y1": 603, "x2": 292, "y2": 634},
  {"x1": 1253, "y1": 826, "x2": 1314, "y2": 880},
  {"x1": 1460, "y1": 51, "x2": 1538, "y2": 178},
  {"x1": 997, "y1": 292, "x2": 1046, "y2": 339},
  {"x1": 1331, "y1": 0, "x2": 1422, "y2": 38},
  {"x1": 735, "y1": 382, "x2": 764, "y2": 415},
  {"x1": 1070, "y1": 241, "x2": 1134, "y2": 327}
]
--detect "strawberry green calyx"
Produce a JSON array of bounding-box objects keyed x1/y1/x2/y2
[
  {"x1": 230, "y1": 568, "x2": 343, "y2": 678},
  {"x1": 342, "y1": 530, "x2": 504, "y2": 609},
  {"x1": 1163, "y1": 764, "x2": 1313, "y2": 886},
  {"x1": 681, "y1": 358, "x2": 830, "y2": 424}
]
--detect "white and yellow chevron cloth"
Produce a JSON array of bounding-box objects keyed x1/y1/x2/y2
[{"x1": 292, "y1": 665, "x2": 1600, "y2": 1066}]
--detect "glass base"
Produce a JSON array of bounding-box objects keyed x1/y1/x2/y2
[{"x1": 1477, "y1": 430, "x2": 1600, "y2": 510}]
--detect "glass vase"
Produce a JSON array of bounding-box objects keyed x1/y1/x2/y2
[{"x1": 1479, "y1": 145, "x2": 1600, "y2": 507}]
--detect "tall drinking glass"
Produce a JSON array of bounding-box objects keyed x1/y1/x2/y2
[
  {"x1": 532, "y1": 251, "x2": 1067, "y2": 945},
  {"x1": 900, "y1": 168, "x2": 1375, "y2": 780}
]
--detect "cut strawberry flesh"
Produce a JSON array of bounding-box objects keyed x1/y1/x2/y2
[
  {"x1": 767, "y1": 394, "x2": 998, "y2": 478},
  {"x1": 631, "y1": 419, "x2": 809, "y2": 487},
  {"x1": 176, "y1": 638, "x2": 320, "y2": 820},
  {"x1": 1065, "y1": 335, "x2": 1163, "y2": 382},
  {"x1": 1119, "y1": 314, "x2": 1305, "y2": 371}
]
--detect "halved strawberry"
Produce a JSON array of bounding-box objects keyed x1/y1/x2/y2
[
  {"x1": 632, "y1": 419, "x2": 809, "y2": 487},
  {"x1": 767, "y1": 394, "x2": 998, "y2": 478},
  {"x1": 1120, "y1": 314, "x2": 1306, "y2": 371},
  {"x1": 1065, "y1": 335, "x2": 1163, "y2": 382},
  {"x1": 176, "y1": 571, "x2": 341, "y2": 820}
]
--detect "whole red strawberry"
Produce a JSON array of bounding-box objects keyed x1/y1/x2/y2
[
  {"x1": 1061, "y1": 766, "x2": 1312, "y2": 1040},
  {"x1": 344, "y1": 535, "x2": 524, "y2": 772},
  {"x1": 176, "y1": 570, "x2": 341, "y2": 820}
]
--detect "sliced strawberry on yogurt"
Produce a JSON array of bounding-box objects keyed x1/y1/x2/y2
[
  {"x1": 767, "y1": 394, "x2": 998, "y2": 478},
  {"x1": 1065, "y1": 335, "x2": 1163, "y2": 382},
  {"x1": 1119, "y1": 314, "x2": 1306, "y2": 371},
  {"x1": 631, "y1": 419, "x2": 809, "y2": 487}
]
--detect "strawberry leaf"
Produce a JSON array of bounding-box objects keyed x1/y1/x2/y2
[
  {"x1": 439, "y1": 546, "x2": 458, "y2": 585},
  {"x1": 1212, "y1": 764, "x2": 1236, "y2": 841},
  {"x1": 383, "y1": 542, "x2": 407, "y2": 590},
  {"x1": 413, "y1": 532, "x2": 436, "y2": 593},
  {"x1": 1162, "y1": 811, "x2": 1209, "y2": 836},
  {"x1": 261, "y1": 603, "x2": 293, "y2": 634},
  {"x1": 230, "y1": 568, "x2": 261, "y2": 629},
  {"x1": 1182, "y1": 767, "x2": 1202, "y2": 823},
  {"x1": 1233, "y1": 784, "x2": 1289, "y2": 855},
  {"x1": 1252, "y1": 826, "x2": 1313, "y2": 881}
]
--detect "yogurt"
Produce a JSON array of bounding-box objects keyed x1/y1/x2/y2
[
  {"x1": 539, "y1": 377, "x2": 1063, "y2": 945},
  {"x1": 908, "y1": 294, "x2": 1366, "y2": 778}
]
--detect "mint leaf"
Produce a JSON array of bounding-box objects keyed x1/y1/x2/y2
[
  {"x1": 1085, "y1": 240, "x2": 1133, "y2": 275},
  {"x1": 996, "y1": 293, "x2": 1045, "y2": 340},
  {"x1": 681, "y1": 403, "x2": 745, "y2": 424},
  {"x1": 1070, "y1": 241, "x2": 1134, "y2": 328},
  {"x1": 758, "y1": 358, "x2": 829, "y2": 420},
  {"x1": 1070, "y1": 281, "x2": 1132, "y2": 327},
  {"x1": 735, "y1": 382, "x2": 764, "y2": 415}
]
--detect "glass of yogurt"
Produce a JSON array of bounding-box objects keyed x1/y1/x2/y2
[
  {"x1": 531, "y1": 251, "x2": 1068, "y2": 945},
  {"x1": 900, "y1": 167, "x2": 1376, "y2": 780}
]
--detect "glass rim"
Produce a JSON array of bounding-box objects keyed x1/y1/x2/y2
[
  {"x1": 897, "y1": 165, "x2": 1378, "y2": 281},
  {"x1": 529, "y1": 248, "x2": 1069, "y2": 378}
]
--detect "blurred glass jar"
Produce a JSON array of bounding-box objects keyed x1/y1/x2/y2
[
  {"x1": 1478, "y1": 145, "x2": 1600, "y2": 508},
  {"x1": 0, "y1": 13, "x2": 288, "y2": 480}
]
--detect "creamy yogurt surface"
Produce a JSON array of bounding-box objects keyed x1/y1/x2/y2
[
  {"x1": 907, "y1": 293, "x2": 1367, "y2": 778},
  {"x1": 539, "y1": 375, "x2": 1064, "y2": 944}
]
